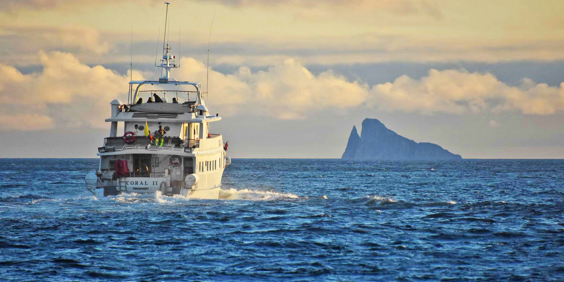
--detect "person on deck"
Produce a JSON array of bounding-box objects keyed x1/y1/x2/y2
[
  {"x1": 154, "y1": 93, "x2": 164, "y2": 103},
  {"x1": 135, "y1": 98, "x2": 143, "y2": 104},
  {"x1": 147, "y1": 97, "x2": 154, "y2": 103},
  {"x1": 172, "y1": 98, "x2": 178, "y2": 104},
  {"x1": 153, "y1": 125, "x2": 167, "y2": 146}
]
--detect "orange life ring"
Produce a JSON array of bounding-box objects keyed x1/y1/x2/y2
[{"x1": 123, "y1": 131, "x2": 136, "y2": 143}]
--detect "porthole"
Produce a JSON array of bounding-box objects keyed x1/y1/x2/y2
[
  {"x1": 139, "y1": 125, "x2": 144, "y2": 130},
  {"x1": 164, "y1": 126, "x2": 170, "y2": 131}
]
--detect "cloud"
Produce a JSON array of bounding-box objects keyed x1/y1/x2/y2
[
  {"x1": 369, "y1": 69, "x2": 564, "y2": 115},
  {"x1": 0, "y1": 52, "x2": 366, "y2": 131},
  {"x1": 1, "y1": 0, "x2": 134, "y2": 11},
  {"x1": 177, "y1": 57, "x2": 368, "y2": 119},
  {"x1": 2, "y1": 52, "x2": 564, "y2": 131},
  {"x1": 0, "y1": 50, "x2": 141, "y2": 130},
  {"x1": 199, "y1": 0, "x2": 443, "y2": 19},
  {"x1": 0, "y1": 26, "x2": 110, "y2": 55}
]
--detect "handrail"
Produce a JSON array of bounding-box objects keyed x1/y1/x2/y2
[{"x1": 130, "y1": 80, "x2": 202, "y2": 106}]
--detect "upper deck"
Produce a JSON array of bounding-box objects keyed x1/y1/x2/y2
[{"x1": 98, "y1": 4, "x2": 225, "y2": 158}]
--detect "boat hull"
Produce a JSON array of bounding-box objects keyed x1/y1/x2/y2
[
  {"x1": 95, "y1": 186, "x2": 221, "y2": 199},
  {"x1": 180, "y1": 186, "x2": 221, "y2": 199}
]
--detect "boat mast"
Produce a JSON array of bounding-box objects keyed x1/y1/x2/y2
[{"x1": 159, "y1": 2, "x2": 178, "y2": 83}]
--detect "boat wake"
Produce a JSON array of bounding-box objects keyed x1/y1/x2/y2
[
  {"x1": 218, "y1": 188, "x2": 299, "y2": 201},
  {"x1": 97, "y1": 188, "x2": 299, "y2": 204}
]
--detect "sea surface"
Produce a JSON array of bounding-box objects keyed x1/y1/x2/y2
[{"x1": 0, "y1": 159, "x2": 563, "y2": 281}]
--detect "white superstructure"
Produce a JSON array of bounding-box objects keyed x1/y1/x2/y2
[{"x1": 85, "y1": 3, "x2": 230, "y2": 199}]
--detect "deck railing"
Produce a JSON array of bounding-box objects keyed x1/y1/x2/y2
[
  {"x1": 99, "y1": 134, "x2": 221, "y2": 153},
  {"x1": 104, "y1": 136, "x2": 184, "y2": 148}
]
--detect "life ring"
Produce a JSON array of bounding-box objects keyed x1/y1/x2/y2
[
  {"x1": 169, "y1": 155, "x2": 181, "y2": 166},
  {"x1": 123, "y1": 131, "x2": 135, "y2": 143}
]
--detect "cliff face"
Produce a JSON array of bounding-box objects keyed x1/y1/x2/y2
[
  {"x1": 342, "y1": 118, "x2": 462, "y2": 160},
  {"x1": 342, "y1": 126, "x2": 361, "y2": 160}
]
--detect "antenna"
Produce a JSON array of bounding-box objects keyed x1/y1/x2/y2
[
  {"x1": 167, "y1": 12, "x2": 171, "y2": 48},
  {"x1": 130, "y1": 26, "x2": 133, "y2": 83},
  {"x1": 129, "y1": 26, "x2": 133, "y2": 104},
  {"x1": 162, "y1": 2, "x2": 169, "y2": 56},
  {"x1": 206, "y1": 7, "x2": 216, "y2": 96}
]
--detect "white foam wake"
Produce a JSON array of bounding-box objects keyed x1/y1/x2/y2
[
  {"x1": 218, "y1": 188, "x2": 299, "y2": 201},
  {"x1": 96, "y1": 189, "x2": 299, "y2": 204}
]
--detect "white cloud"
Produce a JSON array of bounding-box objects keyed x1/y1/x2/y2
[
  {"x1": 0, "y1": 52, "x2": 366, "y2": 131},
  {"x1": 0, "y1": 50, "x2": 142, "y2": 130},
  {"x1": 1, "y1": 53, "x2": 564, "y2": 131},
  {"x1": 370, "y1": 69, "x2": 564, "y2": 115},
  {"x1": 177, "y1": 57, "x2": 368, "y2": 119},
  {"x1": 0, "y1": 26, "x2": 110, "y2": 55}
]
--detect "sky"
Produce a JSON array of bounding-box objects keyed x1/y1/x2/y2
[{"x1": 1, "y1": 0, "x2": 564, "y2": 158}]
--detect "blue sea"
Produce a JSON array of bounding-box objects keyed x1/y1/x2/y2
[{"x1": 0, "y1": 159, "x2": 563, "y2": 281}]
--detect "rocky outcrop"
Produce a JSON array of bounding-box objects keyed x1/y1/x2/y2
[{"x1": 342, "y1": 118, "x2": 462, "y2": 160}]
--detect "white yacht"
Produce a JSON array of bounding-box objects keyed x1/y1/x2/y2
[{"x1": 85, "y1": 3, "x2": 230, "y2": 199}]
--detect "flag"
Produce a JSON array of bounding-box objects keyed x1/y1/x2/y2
[{"x1": 144, "y1": 121, "x2": 150, "y2": 137}]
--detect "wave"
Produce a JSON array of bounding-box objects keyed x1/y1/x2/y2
[
  {"x1": 366, "y1": 195, "x2": 397, "y2": 205},
  {"x1": 365, "y1": 195, "x2": 457, "y2": 209}
]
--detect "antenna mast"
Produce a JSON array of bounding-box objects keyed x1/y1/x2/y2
[
  {"x1": 129, "y1": 26, "x2": 133, "y2": 104},
  {"x1": 158, "y1": 2, "x2": 178, "y2": 82},
  {"x1": 162, "y1": 2, "x2": 169, "y2": 56},
  {"x1": 130, "y1": 26, "x2": 133, "y2": 83}
]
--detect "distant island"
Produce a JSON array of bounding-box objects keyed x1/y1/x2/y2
[{"x1": 342, "y1": 118, "x2": 462, "y2": 160}]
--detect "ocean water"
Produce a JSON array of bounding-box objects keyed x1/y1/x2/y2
[{"x1": 0, "y1": 159, "x2": 563, "y2": 281}]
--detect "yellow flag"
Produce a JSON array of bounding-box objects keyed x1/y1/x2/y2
[{"x1": 144, "y1": 121, "x2": 150, "y2": 137}]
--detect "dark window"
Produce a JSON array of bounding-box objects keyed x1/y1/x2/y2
[
  {"x1": 133, "y1": 154, "x2": 151, "y2": 177},
  {"x1": 184, "y1": 157, "x2": 194, "y2": 174},
  {"x1": 139, "y1": 125, "x2": 144, "y2": 130},
  {"x1": 164, "y1": 126, "x2": 170, "y2": 131}
]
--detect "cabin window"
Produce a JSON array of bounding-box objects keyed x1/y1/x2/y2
[
  {"x1": 181, "y1": 124, "x2": 188, "y2": 139},
  {"x1": 189, "y1": 123, "x2": 200, "y2": 140},
  {"x1": 133, "y1": 154, "x2": 151, "y2": 177},
  {"x1": 184, "y1": 157, "x2": 194, "y2": 175}
]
